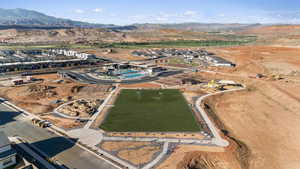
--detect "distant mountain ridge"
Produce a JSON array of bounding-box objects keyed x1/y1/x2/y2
[
  {"x1": 0, "y1": 8, "x2": 122, "y2": 28},
  {"x1": 133, "y1": 23, "x2": 262, "y2": 32},
  {"x1": 0, "y1": 8, "x2": 262, "y2": 32}
]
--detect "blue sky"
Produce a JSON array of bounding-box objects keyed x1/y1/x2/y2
[{"x1": 1, "y1": 0, "x2": 300, "y2": 25}]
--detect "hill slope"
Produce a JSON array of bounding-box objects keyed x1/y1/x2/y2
[{"x1": 0, "y1": 8, "x2": 112, "y2": 28}]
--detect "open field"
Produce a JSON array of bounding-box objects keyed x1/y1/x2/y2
[
  {"x1": 0, "y1": 44, "x2": 94, "y2": 50},
  {"x1": 100, "y1": 89, "x2": 201, "y2": 132},
  {"x1": 0, "y1": 39, "x2": 254, "y2": 50},
  {"x1": 95, "y1": 40, "x2": 254, "y2": 49}
]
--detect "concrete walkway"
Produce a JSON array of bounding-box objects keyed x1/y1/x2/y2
[
  {"x1": 102, "y1": 136, "x2": 212, "y2": 145},
  {"x1": 68, "y1": 128, "x2": 104, "y2": 146},
  {"x1": 84, "y1": 86, "x2": 118, "y2": 129},
  {"x1": 142, "y1": 142, "x2": 169, "y2": 169}
]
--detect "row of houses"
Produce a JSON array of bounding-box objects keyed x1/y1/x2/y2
[
  {"x1": 132, "y1": 48, "x2": 214, "y2": 59},
  {"x1": 132, "y1": 48, "x2": 235, "y2": 67},
  {"x1": 48, "y1": 49, "x2": 95, "y2": 60}
]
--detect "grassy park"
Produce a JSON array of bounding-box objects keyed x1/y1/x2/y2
[{"x1": 100, "y1": 89, "x2": 201, "y2": 132}]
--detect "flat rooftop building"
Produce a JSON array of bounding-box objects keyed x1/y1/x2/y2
[{"x1": 0, "y1": 132, "x2": 16, "y2": 169}]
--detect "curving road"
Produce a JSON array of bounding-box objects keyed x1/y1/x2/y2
[
  {"x1": 195, "y1": 86, "x2": 246, "y2": 147},
  {"x1": 61, "y1": 70, "x2": 183, "y2": 85}
]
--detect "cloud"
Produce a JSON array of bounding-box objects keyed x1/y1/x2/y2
[
  {"x1": 128, "y1": 11, "x2": 202, "y2": 23},
  {"x1": 74, "y1": 9, "x2": 84, "y2": 14},
  {"x1": 93, "y1": 8, "x2": 103, "y2": 13},
  {"x1": 183, "y1": 10, "x2": 198, "y2": 17}
]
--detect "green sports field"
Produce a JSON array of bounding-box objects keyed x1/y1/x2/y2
[{"x1": 100, "y1": 89, "x2": 201, "y2": 132}]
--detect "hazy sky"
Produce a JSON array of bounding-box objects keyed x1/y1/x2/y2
[{"x1": 1, "y1": 0, "x2": 300, "y2": 25}]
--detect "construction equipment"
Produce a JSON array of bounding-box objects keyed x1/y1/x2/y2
[
  {"x1": 31, "y1": 118, "x2": 51, "y2": 128},
  {"x1": 207, "y1": 80, "x2": 220, "y2": 89},
  {"x1": 272, "y1": 74, "x2": 283, "y2": 80}
]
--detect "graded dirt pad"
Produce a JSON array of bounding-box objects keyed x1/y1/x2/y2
[
  {"x1": 203, "y1": 80, "x2": 300, "y2": 169},
  {"x1": 85, "y1": 48, "x2": 145, "y2": 61},
  {"x1": 0, "y1": 74, "x2": 110, "y2": 114},
  {"x1": 173, "y1": 45, "x2": 300, "y2": 169},
  {"x1": 100, "y1": 141, "x2": 152, "y2": 152},
  {"x1": 208, "y1": 46, "x2": 300, "y2": 77},
  {"x1": 117, "y1": 146, "x2": 161, "y2": 166},
  {"x1": 156, "y1": 145, "x2": 229, "y2": 169},
  {"x1": 41, "y1": 115, "x2": 83, "y2": 129}
]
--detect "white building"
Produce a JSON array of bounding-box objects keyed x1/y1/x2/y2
[{"x1": 0, "y1": 132, "x2": 16, "y2": 169}]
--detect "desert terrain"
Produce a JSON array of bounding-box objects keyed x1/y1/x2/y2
[
  {"x1": 1, "y1": 24, "x2": 300, "y2": 169},
  {"x1": 165, "y1": 45, "x2": 300, "y2": 169}
]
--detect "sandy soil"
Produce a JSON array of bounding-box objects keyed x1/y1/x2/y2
[
  {"x1": 182, "y1": 45, "x2": 300, "y2": 169},
  {"x1": 117, "y1": 146, "x2": 161, "y2": 166},
  {"x1": 0, "y1": 74, "x2": 111, "y2": 115},
  {"x1": 41, "y1": 115, "x2": 83, "y2": 129},
  {"x1": 100, "y1": 141, "x2": 152, "y2": 152},
  {"x1": 206, "y1": 46, "x2": 300, "y2": 78},
  {"x1": 205, "y1": 81, "x2": 300, "y2": 169},
  {"x1": 85, "y1": 48, "x2": 145, "y2": 61},
  {"x1": 157, "y1": 145, "x2": 226, "y2": 169}
]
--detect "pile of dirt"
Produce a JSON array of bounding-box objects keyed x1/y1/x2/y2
[
  {"x1": 70, "y1": 85, "x2": 85, "y2": 93},
  {"x1": 59, "y1": 99, "x2": 101, "y2": 117},
  {"x1": 178, "y1": 151, "x2": 240, "y2": 169},
  {"x1": 79, "y1": 85, "x2": 112, "y2": 93},
  {"x1": 27, "y1": 84, "x2": 57, "y2": 98}
]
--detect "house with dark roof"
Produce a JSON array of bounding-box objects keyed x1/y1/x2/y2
[{"x1": 0, "y1": 132, "x2": 16, "y2": 169}]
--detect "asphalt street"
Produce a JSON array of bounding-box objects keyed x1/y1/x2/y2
[
  {"x1": 0, "y1": 103, "x2": 117, "y2": 169},
  {"x1": 62, "y1": 70, "x2": 183, "y2": 85}
]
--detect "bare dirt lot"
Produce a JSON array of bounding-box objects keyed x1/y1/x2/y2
[
  {"x1": 118, "y1": 146, "x2": 161, "y2": 166},
  {"x1": 171, "y1": 45, "x2": 300, "y2": 169},
  {"x1": 0, "y1": 74, "x2": 111, "y2": 114},
  {"x1": 100, "y1": 141, "x2": 161, "y2": 166},
  {"x1": 84, "y1": 48, "x2": 145, "y2": 61},
  {"x1": 101, "y1": 141, "x2": 152, "y2": 152}
]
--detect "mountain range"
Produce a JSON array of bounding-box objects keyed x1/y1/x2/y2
[
  {"x1": 0, "y1": 8, "x2": 262, "y2": 31},
  {"x1": 0, "y1": 8, "x2": 132, "y2": 29}
]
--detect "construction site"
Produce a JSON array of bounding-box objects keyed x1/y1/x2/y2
[
  {"x1": 0, "y1": 73, "x2": 112, "y2": 129},
  {"x1": 0, "y1": 21, "x2": 300, "y2": 169}
]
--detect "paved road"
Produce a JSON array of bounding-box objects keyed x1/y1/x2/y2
[
  {"x1": 195, "y1": 87, "x2": 246, "y2": 147},
  {"x1": 62, "y1": 70, "x2": 183, "y2": 85},
  {"x1": 0, "y1": 103, "x2": 117, "y2": 169}
]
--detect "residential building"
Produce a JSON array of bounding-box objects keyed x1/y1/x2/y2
[{"x1": 0, "y1": 132, "x2": 16, "y2": 169}]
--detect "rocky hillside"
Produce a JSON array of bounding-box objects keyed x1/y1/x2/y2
[
  {"x1": 0, "y1": 8, "x2": 115, "y2": 28},
  {"x1": 133, "y1": 23, "x2": 261, "y2": 32},
  {"x1": 0, "y1": 28, "x2": 129, "y2": 44}
]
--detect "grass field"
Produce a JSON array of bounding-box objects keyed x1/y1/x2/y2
[
  {"x1": 96, "y1": 40, "x2": 254, "y2": 49},
  {"x1": 100, "y1": 89, "x2": 201, "y2": 132}
]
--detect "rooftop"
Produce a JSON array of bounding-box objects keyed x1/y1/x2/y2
[{"x1": 0, "y1": 131, "x2": 10, "y2": 148}]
